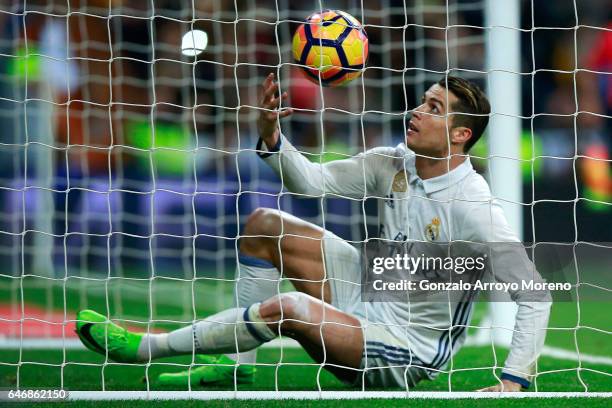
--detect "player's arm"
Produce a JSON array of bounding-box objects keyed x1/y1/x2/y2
[
  {"x1": 462, "y1": 201, "x2": 552, "y2": 392},
  {"x1": 256, "y1": 73, "x2": 387, "y2": 198}
]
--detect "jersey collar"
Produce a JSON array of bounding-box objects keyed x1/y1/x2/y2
[{"x1": 401, "y1": 144, "x2": 474, "y2": 194}]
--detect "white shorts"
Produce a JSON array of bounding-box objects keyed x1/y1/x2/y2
[
  {"x1": 322, "y1": 231, "x2": 428, "y2": 388},
  {"x1": 321, "y1": 231, "x2": 363, "y2": 315}
]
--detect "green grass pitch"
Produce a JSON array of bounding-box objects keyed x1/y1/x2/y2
[{"x1": 0, "y1": 276, "x2": 610, "y2": 407}]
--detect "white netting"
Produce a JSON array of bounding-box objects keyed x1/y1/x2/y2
[{"x1": 0, "y1": 0, "x2": 609, "y2": 397}]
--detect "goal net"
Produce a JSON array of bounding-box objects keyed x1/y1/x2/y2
[{"x1": 0, "y1": 0, "x2": 610, "y2": 400}]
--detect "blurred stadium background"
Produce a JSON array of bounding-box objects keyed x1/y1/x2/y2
[{"x1": 0, "y1": 0, "x2": 610, "y2": 399}]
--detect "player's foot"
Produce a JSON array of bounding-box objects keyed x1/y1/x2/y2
[
  {"x1": 157, "y1": 354, "x2": 255, "y2": 387},
  {"x1": 75, "y1": 309, "x2": 143, "y2": 363}
]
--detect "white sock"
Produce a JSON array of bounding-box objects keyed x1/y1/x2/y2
[
  {"x1": 225, "y1": 254, "x2": 279, "y2": 365},
  {"x1": 137, "y1": 303, "x2": 277, "y2": 360},
  {"x1": 138, "y1": 331, "x2": 178, "y2": 361}
]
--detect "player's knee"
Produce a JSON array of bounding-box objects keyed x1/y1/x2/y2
[
  {"x1": 258, "y1": 292, "x2": 314, "y2": 322},
  {"x1": 243, "y1": 207, "x2": 282, "y2": 237},
  {"x1": 278, "y1": 292, "x2": 320, "y2": 327},
  {"x1": 239, "y1": 208, "x2": 281, "y2": 259},
  {"x1": 256, "y1": 292, "x2": 308, "y2": 336}
]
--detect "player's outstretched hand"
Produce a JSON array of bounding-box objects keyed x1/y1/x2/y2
[
  {"x1": 477, "y1": 379, "x2": 522, "y2": 392},
  {"x1": 257, "y1": 73, "x2": 293, "y2": 148}
]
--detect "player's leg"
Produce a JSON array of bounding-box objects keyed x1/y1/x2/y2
[
  {"x1": 239, "y1": 207, "x2": 331, "y2": 302},
  {"x1": 75, "y1": 291, "x2": 364, "y2": 383},
  {"x1": 158, "y1": 208, "x2": 356, "y2": 386},
  {"x1": 162, "y1": 292, "x2": 364, "y2": 382}
]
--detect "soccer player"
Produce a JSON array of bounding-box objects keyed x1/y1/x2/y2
[{"x1": 75, "y1": 74, "x2": 551, "y2": 391}]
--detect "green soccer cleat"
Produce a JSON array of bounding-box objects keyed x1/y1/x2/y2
[
  {"x1": 75, "y1": 309, "x2": 144, "y2": 363},
  {"x1": 157, "y1": 354, "x2": 256, "y2": 387}
]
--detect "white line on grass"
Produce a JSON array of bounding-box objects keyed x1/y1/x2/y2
[
  {"x1": 65, "y1": 391, "x2": 612, "y2": 400},
  {"x1": 540, "y1": 345, "x2": 612, "y2": 366}
]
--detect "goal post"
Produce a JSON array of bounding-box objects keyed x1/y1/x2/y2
[{"x1": 481, "y1": 0, "x2": 522, "y2": 347}]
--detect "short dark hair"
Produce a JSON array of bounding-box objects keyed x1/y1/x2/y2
[{"x1": 437, "y1": 76, "x2": 490, "y2": 152}]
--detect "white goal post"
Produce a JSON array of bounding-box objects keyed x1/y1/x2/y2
[{"x1": 482, "y1": 0, "x2": 521, "y2": 347}]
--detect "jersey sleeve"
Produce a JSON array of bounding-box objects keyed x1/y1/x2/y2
[
  {"x1": 256, "y1": 135, "x2": 393, "y2": 198},
  {"x1": 461, "y1": 200, "x2": 552, "y2": 387}
]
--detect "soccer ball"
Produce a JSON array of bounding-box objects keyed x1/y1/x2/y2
[{"x1": 292, "y1": 10, "x2": 369, "y2": 87}]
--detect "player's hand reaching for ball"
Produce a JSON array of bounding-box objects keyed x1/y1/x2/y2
[{"x1": 258, "y1": 73, "x2": 293, "y2": 149}]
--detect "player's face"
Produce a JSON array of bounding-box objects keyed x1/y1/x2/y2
[{"x1": 406, "y1": 84, "x2": 459, "y2": 157}]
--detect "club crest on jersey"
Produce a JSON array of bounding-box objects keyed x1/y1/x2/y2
[
  {"x1": 392, "y1": 171, "x2": 408, "y2": 192},
  {"x1": 425, "y1": 216, "x2": 441, "y2": 241}
]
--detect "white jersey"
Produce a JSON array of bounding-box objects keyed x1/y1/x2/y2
[{"x1": 257, "y1": 135, "x2": 552, "y2": 386}]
